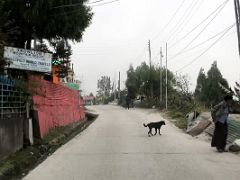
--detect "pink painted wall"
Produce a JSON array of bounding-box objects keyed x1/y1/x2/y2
[{"x1": 29, "y1": 75, "x2": 85, "y2": 138}]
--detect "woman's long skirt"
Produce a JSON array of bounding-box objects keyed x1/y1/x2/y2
[{"x1": 211, "y1": 121, "x2": 228, "y2": 150}]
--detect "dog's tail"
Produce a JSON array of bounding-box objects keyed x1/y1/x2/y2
[{"x1": 143, "y1": 123, "x2": 148, "y2": 127}]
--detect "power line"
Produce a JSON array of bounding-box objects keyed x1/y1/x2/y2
[
  {"x1": 166, "y1": 0, "x2": 199, "y2": 42},
  {"x1": 175, "y1": 23, "x2": 235, "y2": 72},
  {"x1": 152, "y1": 0, "x2": 186, "y2": 41},
  {"x1": 169, "y1": 0, "x2": 229, "y2": 48},
  {"x1": 91, "y1": 0, "x2": 120, "y2": 7},
  {"x1": 169, "y1": 23, "x2": 235, "y2": 61},
  {"x1": 50, "y1": 0, "x2": 120, "y2": 16},
  {"x1": 168, "y1": 0, "x2": 205, "y2": 43},
  {"x1": 88, "y1": 0, "x2": 109, "y2": 5},
  {"x1": 52, "y1": 0, "x2": 119, "y2": 9},
  {"x1": 170, "y1": 1, "x2": 229, "y2": 60},
  {"x1": 135, "y1": 0, "x2": 186, "y2": 65},
  {"x1": 133, "y1": 45, "x2": 148, "y2": 64}
]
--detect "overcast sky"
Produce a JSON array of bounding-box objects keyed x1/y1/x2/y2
[{"x1": 71, "y1": 0, "x2": 240, "y2": 96}]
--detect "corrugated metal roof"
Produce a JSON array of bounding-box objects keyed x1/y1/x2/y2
[{"x1": 205, "y1": 118, "x2": 240, "y2": 144}]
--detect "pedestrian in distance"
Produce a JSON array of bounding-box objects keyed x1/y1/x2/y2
[
  {"x1": 211, "y1": 95, "x2": 233, "y2": 152},
  {"x1": 126, "y1": 95, "x2": 130, "y2": 110}
]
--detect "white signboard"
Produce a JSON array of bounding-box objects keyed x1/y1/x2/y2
[{"x1": 4, "y1": 46, "x2": 52, "y2": 73}]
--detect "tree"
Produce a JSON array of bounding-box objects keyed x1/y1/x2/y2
[
  {"x1": 0, "y1": 31, "x2": 7, "y2": 71},
  {"x1": 135, "y1": 62, "x2": 150, "y2": 97},
  {"x1": 125, "y1": 65, "x2": 138, "y2": 99},
  {"x1": 0, "y1": 0, "x2": 93, "y2": 48},
  {"x1": 124, "y1": 62, "x2": 176, "y2": 107},
  {"x1": 171, "y1": 74, "x2": 194, "y2": 112},
  {"x1": 176, "y1": 74, "x2": 191, "y2": 97},
  {"x1": 52, "y1": 39, "x2": 72, "y2": 78},
  {"x1": 194, "y1": 68, "x2": 207, "y2": 102},
  {"x1": 97, "y1": 76, "x2": 111, "y2": 103},
  {"x1": 195, "y1": 61, "x2": 229, "y2": 106}
]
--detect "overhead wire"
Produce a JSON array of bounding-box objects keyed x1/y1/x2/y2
[
  {"x1": 168, "y1": 0, "x2": 205, "y2": 43},
  {"x1": 166, "y1": 0, "x2": 199, "y2": 42},
  {"x1": 133, "y1": 45, "x2": 148, "y2": 64},
  {"x1": 52, "y1": 0, "x2": 116, "y2": 9},
  {"x1": 169, "y1": 0, "x2": 229, "y2": 60},
  {"x1": 50, "y1": 0, "x2": 120, "y2": 16},
  {"x1": 91, "y1": 0, "x2": 120, "y2": 7},
  {"x1": 138, "y1": 0, "x2": 186, "y2": 67},
  {"x1": 152, "y1": 0, "x2": 186, "y2": 42},
  {"x1": 175, "y1": 23, "x2": 235, "y2": 72},
  {"x1": 169, "y1": 0, "x2": 230, "y2": 48},
  {"x1": 88, "y1": 0, "x2": 109, "y2": 5},
  {"x1": 169, "y1": 23, "x2": 236, "y2": 61}
]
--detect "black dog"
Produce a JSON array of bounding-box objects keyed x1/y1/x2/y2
[{"x1": 143, "y1": 121, "x2": 166, "y2": 137}]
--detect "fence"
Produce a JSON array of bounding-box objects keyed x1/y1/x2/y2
[
  {"x1": 0, "y1": 75, "x2": 26, "y2": 160},
  {"x1": 205, "y1": 116, "x2": 240, "y2": 144},
  {"x1": 0, "y1": 75, "x2": 26, "y2": 119},
  {"x1": 29, "y1": 75, "x2": 85, "y2": 138}
]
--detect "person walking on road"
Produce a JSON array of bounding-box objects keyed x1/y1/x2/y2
[
  {"x1": 126, "y1": 95, "x2": 130, "y2": 110},
  {"x1": 211, "y1": 95, "x2": 233, "y2": 152}
]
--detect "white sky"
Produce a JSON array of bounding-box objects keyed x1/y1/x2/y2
[{"x1": 71, "y1": 0, "x2": 240, "y2": 96}]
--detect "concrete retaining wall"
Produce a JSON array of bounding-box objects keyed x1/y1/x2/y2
[{"x1": 0, "y1": 117, "x2": 24, "y2": 161}]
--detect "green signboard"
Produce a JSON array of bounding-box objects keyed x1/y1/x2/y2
[{"x1": 64, "y1": 83, "x2": 79, "y2": 90}]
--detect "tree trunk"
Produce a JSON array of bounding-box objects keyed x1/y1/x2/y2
[{"x1": 26, "y1": 38, "x2": 32, "y2": 49}]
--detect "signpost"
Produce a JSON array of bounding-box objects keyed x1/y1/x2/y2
[{"x1": 4, "y1": 46, "x2": 52, "y2": 73}]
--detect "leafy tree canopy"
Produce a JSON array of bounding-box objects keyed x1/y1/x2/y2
[
  {"x1": 97, "y1": 76, "x2": 111, "y2": 98},
  {"x1": 0, "y1": 0, "x2": 93, "y2": 48},
  {"x1": 194, "y1": 61, "x2": 229, "y2": 105}
]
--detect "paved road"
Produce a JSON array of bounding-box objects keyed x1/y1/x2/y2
[{"x1": 23, "y1": 105, "x2": 240, "y2": 180}]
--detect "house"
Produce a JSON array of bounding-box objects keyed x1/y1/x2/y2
[{"x1": 83, "y1": 96, "x2": 95, "y2": 106}]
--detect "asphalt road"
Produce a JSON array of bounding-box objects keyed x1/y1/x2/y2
[{"x1": 23, "y1": 105, "x2": 240, "y2": 180}]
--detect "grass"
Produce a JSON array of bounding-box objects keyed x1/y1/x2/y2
[{"x1": 164, "y1": 109, "x2": 188, "y2": 130}]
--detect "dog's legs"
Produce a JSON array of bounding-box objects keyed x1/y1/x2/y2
[
  {"x1": 148, "y1": 128, "x2": 152, "y2": 137},
  {"x1": 154, "y1": 128, "x2": 157, "y2": 135},
  {"x1": 158, "y1": 128, "x2": 161, "y2": 135}
]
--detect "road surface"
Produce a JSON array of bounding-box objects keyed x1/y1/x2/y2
[{"x1": 23, "y1": 105, "x2": 240, "y2": 180}]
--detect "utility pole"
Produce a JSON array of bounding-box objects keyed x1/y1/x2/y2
[
  {"x1": 165, "y1": 43, "x2": 168, "y2": 110},
  {"x1": 160, "y1": 47, "x2": 163, "y2": 105},
  {"x1": 118, "y1": 72, "x2": 121, "y2": 101},
  {"x1": 234, "y1": 0, "x2": 240, "y2": 56},
  {"x1": 148, "y1": 40, "x2": 153, "y2": 97},
  {"x1": 114, "y1": 78, "x2": 116, "y2": 101}
]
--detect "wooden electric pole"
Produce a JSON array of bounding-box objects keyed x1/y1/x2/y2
[
  {"x1": 118, "y1": 72, "x2": 121, "y2": 100},
  {"x1": 160, "y1": 47, "x2": 163, "y2": 105},
  {"x1": 148, "y1": 40, "x2": 153, "y2": 98},
  {"x1": 234, "y1": 0, "x2": 240, "y2": 56},
  {"x1": 165, "y1": 43, "x2": 168, "y2": 110}
]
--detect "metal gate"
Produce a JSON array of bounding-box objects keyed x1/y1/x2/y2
[{"x1": 0, "y1": 75, "x2": 26, "y2": 119}]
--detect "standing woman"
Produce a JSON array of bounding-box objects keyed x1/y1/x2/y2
[{"x1": 211, "y1": 95, "x2": 233, "y2": 152}]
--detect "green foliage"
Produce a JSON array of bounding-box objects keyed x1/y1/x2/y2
[
  {"x1": 169, "y1": 74, "x2": 195, "y2": 114},
  {"x1": 125, "y1": 65, "x2": 138, "y2": 99},
  {"x1": 125, "y1": 62, "x2": 175, "y2": 105},
  {"x1": 0, "y1": 31, "x2": 7, "y2": 72},
  {"x1": 166, "y1": 110, "x2": 188, "y2": 130},
  {"x1": 97, "y1": 76, "x2": 111, "y2": 104},
  {"x1": 51, "y1": 39, "x2": 72, "y2": 78},
  {"x1": 0, "y1": 9, "x2": 8, "y2": 72},
  {"x1": 194, "y1": 68, "x2": 207, "y2": 102},
  {"x1": 0, "y1": 0, "x2": 93, "y2": 48},
  {"x1": 194, "y1": 61, "x2": 229, "y2": 106},
  {"x1": 35, "y1": 40, "x2": 52, "y2": 53},
  {"x1": 117, "y1": 89, "x2": 128, "y2": 107}
]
